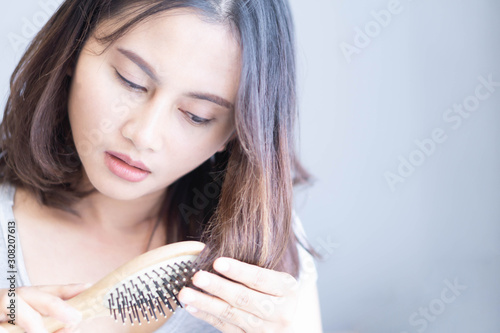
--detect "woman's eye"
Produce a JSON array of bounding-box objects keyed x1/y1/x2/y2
[
  {"x1": 184, "y1": 111, "x2": 212, "y2": 126},
  {"x1": 114, "y1": 69, "x2": 147, "y2": 93}
]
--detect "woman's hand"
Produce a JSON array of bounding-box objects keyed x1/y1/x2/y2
[
  {"x1": 0, "y1": 283, "x2": 90, "y2": 333},
  {"x1": 178, "y1": 257, "x2": 300, "y2": 332}
]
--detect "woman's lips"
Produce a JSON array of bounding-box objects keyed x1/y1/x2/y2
[
  {"x1": 106, "y1": 151, "x2": 151, "y2": 172},
  {"x1": 104, "y1": 152, "x2": 150, "y2": 182}
]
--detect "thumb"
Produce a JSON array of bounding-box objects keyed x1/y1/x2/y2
[
  {"x1": 36, "y1": 282, "x2": 93, "y2": 300},
  {"x1": 61, "y1": 283, "x2": 93, "y2": 300}
]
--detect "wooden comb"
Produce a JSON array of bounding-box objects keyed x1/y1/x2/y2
[{"x1": 0, "y1": 240, "x2": 205, "y2": 332}]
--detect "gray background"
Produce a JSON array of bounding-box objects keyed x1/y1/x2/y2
[{"x1": 1, "y1": 1, "x2": 499, "y2": 332}]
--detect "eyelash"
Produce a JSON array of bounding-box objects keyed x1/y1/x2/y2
[
  {"x1": 183, "y1": 111, "x2": 212, "y2": 126},
  {"x1": 114, "y1": 69, "x2": 212, "y2": 126},
  {"x1": 114, "y1": 69, "x2": 146, "y2": 92}
]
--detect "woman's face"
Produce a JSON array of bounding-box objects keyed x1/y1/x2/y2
[{"x1": 67, "y1": 9, "x2": 240, "y2": 201}]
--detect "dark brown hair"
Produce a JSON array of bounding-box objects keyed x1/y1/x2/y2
[{"x1": 0, "y1": 0, "x2": 318, "y2": 278}]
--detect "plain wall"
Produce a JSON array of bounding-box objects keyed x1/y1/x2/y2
[
  {"x1": 1, "y1": 1, "x2": 499, "y2": 332},
  {"x1": 289, "y1": 0, "x2": 500, "y2": 332}
]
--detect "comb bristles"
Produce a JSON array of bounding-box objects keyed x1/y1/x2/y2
[{"x1": 105, "y1": 259, "x2": 199, "y2": 325}]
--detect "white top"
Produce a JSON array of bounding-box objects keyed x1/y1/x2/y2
[{"x1": 0, "y1": 181, "x2": 317, "y2": 332}]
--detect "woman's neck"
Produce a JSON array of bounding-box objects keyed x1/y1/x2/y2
[
  {"x1": 68, "y1": 170, "x2": 168, "y2": 234},
  {"x1": 70, "y1": 188, "x2": 166, "y2": 233},
  {"x1": 14, "y1": 183, "x2": 168, "y2": 253}
]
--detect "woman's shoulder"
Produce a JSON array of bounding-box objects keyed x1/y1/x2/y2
[
  {"x1": 292, "y1": 209, "x2": 319, "y2": 284},
  {"x1": 0, "y1": 181, "x2": 16, "y2": 220},
  {"x1": 0, "y1": 181, "x2": 16, "y2": 202},
  {"x1": 0, "y1": 181, "x2": 16, "y2": 289}
]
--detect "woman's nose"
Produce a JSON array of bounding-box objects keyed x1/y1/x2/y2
[{"x1": 120, "y1": 98, "x2": 168, "y2": 152}]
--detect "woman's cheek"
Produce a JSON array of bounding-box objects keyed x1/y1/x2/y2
[{"x1": 167, "y1": 133, "x2": 215, "y2": 172}]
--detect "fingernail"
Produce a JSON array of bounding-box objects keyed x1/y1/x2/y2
[
  {"x1": 186, "y1": 305, "x2": 198, "y2": 313},
  {"x1": 194, "y1": 272, "x2": 209, "y2": 288},
  {"x1": 179, "y1": 289, "x2": 195, "y2": 303},
  {"x1": 214, "y1": 258, "x2": 229, "y2": 272}
]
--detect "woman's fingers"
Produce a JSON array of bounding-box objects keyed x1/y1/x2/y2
[
  {"x1": 179, "y1": 287, "x2": 259, "y2": 331},
  {"x1": 35, "y1": 283, "x2": 91, "y2": 300},
  {"x1": 0, "y1": 284, "x2": 90, "y2": 332},
  {"x1": 13, "y1": 296, "x2": 47, "y2": 333},
  {"x1": 190, "y1": 271, "x2": 275, "y2": 320},
  {"x1": 178, "y1": 259, "x2": 301, "y2": 332},
  {"x1": 55, "y1": 327, "x2": 81, "y2": 333},
  {"x1": 213, "y1": 257, "x2": 298, "y2": 296},
  {"x1": 18, "y1": 287, "x2": 83, "y2": 325}
]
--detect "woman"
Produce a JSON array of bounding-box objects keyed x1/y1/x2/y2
[{"x1": 0, "y1": 0, "x2": 322, "y2": 332}]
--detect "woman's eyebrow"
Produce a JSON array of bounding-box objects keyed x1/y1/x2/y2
[
  {"x1": 116, "y1": 47, "x2": 233, "y2": 110},
  {"x1": 117, "y1": 47, "x2": 159, "y2": 84},
  {"x1": 185, "y1": 92, "x2": 234, "y2": 110}
]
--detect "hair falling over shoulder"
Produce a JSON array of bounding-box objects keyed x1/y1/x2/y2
[{"x1": 0, "y1": 0, "x2": 318, "y2": 278}]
